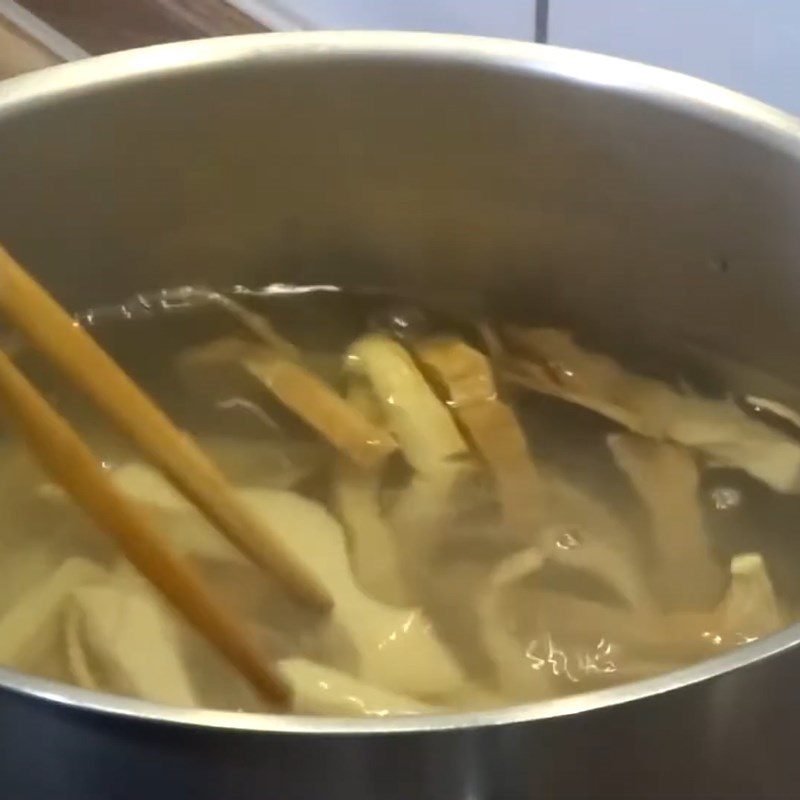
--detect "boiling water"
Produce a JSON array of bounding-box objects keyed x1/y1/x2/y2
[{"x1": 0, "y1": 286, "x2": 799, "y2": 716}]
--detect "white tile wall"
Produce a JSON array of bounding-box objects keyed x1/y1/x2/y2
[
  {"x1": 549, "y1": 0, "x2": 800, "y2": 115},
  {"x1": 239, "y1": 0, "x2": 536, "y2": 39},
  {"x1": 238, "y1": 0, "x2": 800, "y2": 116}
]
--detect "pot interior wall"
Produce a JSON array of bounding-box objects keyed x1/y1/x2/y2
[{"x1": 1, "y1": 44, "x2": 800, "y2": 393}]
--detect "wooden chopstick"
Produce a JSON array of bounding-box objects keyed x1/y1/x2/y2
[
  {"x1": 0, "y1": 246, "x2": 331, "y2": 612},
  {"x1": 0, "y1": 348, "x2": 290, "y2": 707}
]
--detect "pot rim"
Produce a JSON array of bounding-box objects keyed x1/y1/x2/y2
[{"x1": 1, "y1": 30, "x2": 799, "y2": 735}]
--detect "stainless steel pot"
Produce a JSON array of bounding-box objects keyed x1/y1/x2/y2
[{"x1": 1, "y1": 31, "x2": 800, "y2": 799}]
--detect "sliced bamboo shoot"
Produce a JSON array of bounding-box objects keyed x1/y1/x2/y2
[
  {"x1": 718, "y1": 553, "x2": 783, "y2": 638},
  {"x1": 347, "y1": 334, "x2": 475, "y2": 567},
  {"x1": 334, "y1": 460, "x2": 410, "y2": 606},
  {"x1": 238, "y1": 487, "x2": 465, "y2": 699},
  {"x1": 500, "y1": 326, "x2": 800, "y2": 493},
  {"x1": 477, "y1": 546, "x2": 554, "y2": 700},
  {"x1": 536, "y1": 591, "x2": 717, "y2": 661},
  {"x1": 541, "y1": 474, "x2": 652, "y2": 611},
  {"x1": 413, "y1": 336, "x2": 543, "y2": 540},
  {"x1": 279, "y1": 659, "x2": 435, "y2": 716},
  {"x1": 66, "y1": 583, "x2": 199, "y2": 707},
  {"x1": 333, "y1": 382, "x2": 410, "y2": 606},
  {"x1": 0, "y1": 558, "x2": 105, "y2": 668},
  {"x1": 107, "y1": 463, "x2": 248, "y2": 563},
  {"x1": 113, "y1": 461, "x2": 463, "y2": 698},
  {"x1": 608, "y1": 434, "x2": 727, "y2": 611},
  {"x1": 184, "y1": 337, "x2": 397, "y2": 469},
  {"x1": 346, "y1": 334, "x2": 469, "y2": 475}
]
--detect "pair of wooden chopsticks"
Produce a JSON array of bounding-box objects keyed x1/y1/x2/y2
[{"x1": 0, "y1": 246, "x2": 333, "y2": 708}]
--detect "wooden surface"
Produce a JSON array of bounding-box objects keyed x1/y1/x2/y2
[
  {"x1": 0, "y1": 15, "x2": 60, "y2": 78},
  {"x1": 3, "y1": 0, "x2": 266, "y2": 61}
]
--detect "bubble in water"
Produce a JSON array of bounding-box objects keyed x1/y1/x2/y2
[
  {"x1": 710, "y1": 486, "x2": 742, "y2": 511},
  {"x1": 551, "y1": 525, "x2": 582, "y2": 550},
  {"x1": 369, "y1": 304, "x2": 431, "y2": 340}
]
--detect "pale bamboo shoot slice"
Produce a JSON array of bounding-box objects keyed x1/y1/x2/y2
[
  {"x1": 477, "y1": 547, "x2": 553, "y2": 700},
  {"x1": 608, "y1": 434, "x2": 727, "y2": 611},
  {"x1": 334, "y1": 460, "x2": 410, "y2": 606},
  {"x1": 239, "y1": 488, "x2": 465, "y2": 698},
  {"x1": 541, "y1": 473, "x2": 653, "y2": 611},
  {"x1": 333, "y1": 381, "x2": 409, "y2": 606},
  {"x1": 536, "y1": 591, "x2": 717, "y2": 661},
  {"x1": 66, "y1": 583, "x2": 198, "y2": 707},
  {"x1": 279, "y1": 659, "x2": 435, "y2": 716},
  {"x1": 346, "y1": 334, "x2": 469, "y2": 475},
  {"x1": 108, "y1": 463, "x2": 247, "y2": 563},
  {"x1": 109, "y1": 472, "x2": 431, "y2": 699},
  {"x1": 0, "y1": 557, "x2": 105, "y2": 668},
  {"x1": 719, "y1": 552, "x2": 783, "y2": 638},
  {"x1": 347, "y1": 334, "x2": 474, "y2": 567}
]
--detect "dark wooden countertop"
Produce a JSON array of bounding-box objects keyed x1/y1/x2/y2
[
  {"x1": 0, "y1": 0, "x2": 269, "y2": 78},
  {"x1": 0, "y1": 14, "x2": 60, "y2": 78}
]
